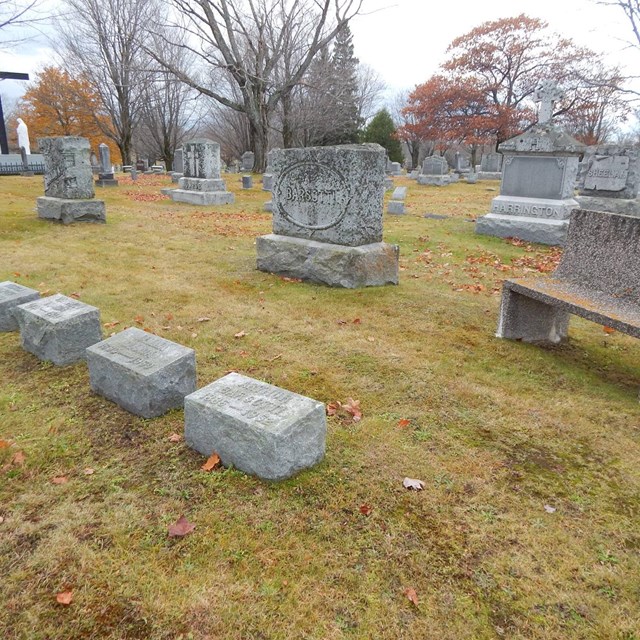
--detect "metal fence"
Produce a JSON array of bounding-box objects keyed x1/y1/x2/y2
[{"x1": 0, "y1": 162, "x2": 46, "y2": 175}]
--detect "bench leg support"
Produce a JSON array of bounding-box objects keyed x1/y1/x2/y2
[{"x1": 497, "y1": 287, "x2": 570, "y2": 344}]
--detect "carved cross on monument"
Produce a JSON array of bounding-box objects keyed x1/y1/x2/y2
[
  {"x1": 533, "y1": 79, "x2": 565, "y2": 125},
  {"x1": 0, "y1": 71, "x2": 30, "y2": 154}
]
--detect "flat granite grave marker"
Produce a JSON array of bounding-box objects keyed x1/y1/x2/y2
[
  {"x1": 14, "y1": 294, "x2": 102, "y2": 365},
  {"x1": 169, "y1": 139, "x2": 234, "y2": 205},
  {"x1": 86, "y1": 327, "x2": 196, "y2": 418},
  {"x1": 0, "y1": 281, "x2": 40, "y2": 331},
  {"x1": 37, "y1": 136, "x2": 106, "y2": 224},
  {"x1": 185, "y1": 372, "x2": 326, "y2": 481},
  {"x1": 256, "y1": 144, "x2": 399, "y2": 287}
]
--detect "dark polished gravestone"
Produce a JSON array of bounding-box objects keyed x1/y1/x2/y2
[
  {"x1": 86, "y1": 327, "x2": 196, "y2": 418},
  {"x1": 256, "y1": 144, "x2": 399, "y2": 288}
]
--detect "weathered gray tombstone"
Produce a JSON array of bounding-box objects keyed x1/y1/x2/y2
[
  {"x1": 171, "y1": 148, "x2": 184, "y2": 183},
  {"x1": 477, "y1": 152, "x2": 503, "y2": 180},
  {"x1": 242, "y1": 175, "x2": 253, "y2": 189},
  {"x1": 86, "y1": 327, "x2": 196, "y2": 418},
  {"x1": 169, "y1": 139, "x2": 234, "y2": 205},
  {"x1": 0, "y1": 282, "x2": 40, "y2": 331},
  {"x1": 36, "y1": 137, "x2": 106, "y2": 224},
  {"x1": 454, "y1": 151, "x2": 471, "y2": 175},
  {"x1": 467, "y1": 172, "x2": 478, "y2": 184},
  {"x1": 185, "y1": 372, "x2": 326, "y2": 481},
  {"x1": 384, "y1": 177, "x2": 394, "y2": 191},
  {"x1": 262, "y1": 150, "x2": 274, "y2": 192},
  {"x1": 475, "y1": 80, "x2": 585, "y2": 245},
  {"x1": 418, "y1": 156, "x2": 451, "y2": 186},
  {"x1": 19, "y1": 146, "x2": 33, "y2": 176},
  {"x1": 409, "y1": 169, "x2": 419, "y2": 180},
  {"x1": 389, "y1": 161, "x2": 402, "y2": 175},
  {"x1": 575, "y1": 146, "x2": 640, "y2": 216},
  {"x1": 241, "y1": 151, "x2": 255, "y2": 172},
  {"x1": 14, "y1": 294, "x2": 102, "y2": 365},
  {"x1": 256, "y1": 144, "x2": 399, "y2": 288},
  {"x1": 95, "y1": 143, "x2": 118, "y2": 187},
  {"x1": 387, "y1": 186, "x2": 407, "y2": 215}
]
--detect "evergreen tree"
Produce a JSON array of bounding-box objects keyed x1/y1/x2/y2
[
  {"x1": 362, "y1": 108, "x2": 403, "y2": 162},
  {"x1": 325, "y1": 24, "x2": 361, "y2": 145}
]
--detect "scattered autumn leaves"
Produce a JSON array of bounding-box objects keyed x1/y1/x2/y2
[{"x1": 326, "y1": 398, "x2": 362, "y2": 424}]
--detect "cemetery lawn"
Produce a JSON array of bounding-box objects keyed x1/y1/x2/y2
[{"x1": 1, "y1": 174, "x2": 640, "y2": 640}]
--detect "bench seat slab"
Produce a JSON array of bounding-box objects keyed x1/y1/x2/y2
[{"x1": 499, "y1": 277, "x2": 640, "y2": 342}]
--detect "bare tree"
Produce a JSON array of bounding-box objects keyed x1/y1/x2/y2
[
  {"x1": 56, "y1": 0, "x2": 157, "y2": 164},
  {"x1": 0, "y1": 0, "x2": 45, "y2": 47},
  {"x1": 147, "y1": 0, "x2": 364, "y2": 171},
  {"x1": 599, "y1": 0, "x2": 640, "y2": 47}
]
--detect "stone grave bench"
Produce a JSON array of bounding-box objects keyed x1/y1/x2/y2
[{"x1": 498, "y1": 209, "x2": 640, "y2": 383}]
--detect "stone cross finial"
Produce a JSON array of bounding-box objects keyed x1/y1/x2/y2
[{"x1": 533, "y1": 79, "x2": 565, "y2": 124}]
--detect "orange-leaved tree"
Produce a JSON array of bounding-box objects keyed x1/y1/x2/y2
[
  {"x1": 399, "y1": 75, "x2": 502, "y2": 167},
  {"x1": 19, "y1": 66, "x2": 121, "y2": 162},
  {"x1": 443, "y1": 14, "x2": 592, "y2": 144}
]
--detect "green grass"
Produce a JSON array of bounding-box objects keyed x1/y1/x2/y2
[{"x1": 1, "y1": 173, "x2": 639, "y2": 639}]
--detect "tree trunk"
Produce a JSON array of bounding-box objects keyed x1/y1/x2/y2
[{"x1": 281, "y1": 91, "x2": 295, "y2": 149}]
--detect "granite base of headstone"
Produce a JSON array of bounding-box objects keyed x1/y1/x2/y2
[
  {"x1": 169, "y1": 139, "x2": 234, "y2": 205},
  {"x1": 171, "y1": 173, "x2": 183, "y2": 184},
  {"x1": 184, "y1": 372, "x2": 326, "y2": 481},
  {"x1": 242, "y1": 175, "x2": 253, "y2": 189},
  {"x1": 86, "y1": 327, "x2": 196, "y2": 418},
  {"x1": 36, "y1": 137, "x2": 106, "y2": 224},
  {"x1": 0, "y1": 282, "x2": 40, "y2": 331},
  {"x1": 256, "y1": 144, "x2": 399, "y2": 288},
  {"x1": 575, "y1": 145, "x2": 640, "y2": 217},
  {"x1": 14, "y1": 294, "x2": 102, "y2": 366}
]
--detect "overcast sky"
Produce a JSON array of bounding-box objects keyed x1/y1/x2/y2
[{"x1": 0, "y1": 0, "x2": 637, "y2": 107}]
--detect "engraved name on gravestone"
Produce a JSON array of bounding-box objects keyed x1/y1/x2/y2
[
  {"x1": 86, "y1": 327, "x2": 196, "y2": 418},
  {"x1": 39, "y1": 136, "x2": 94, "y2": 199},
  {"x1": 584, "y1": 156, "x2": 629, "y2": 191},
  {"x1": 271, "y1": 145, "x2": 386, "y2": 246}
]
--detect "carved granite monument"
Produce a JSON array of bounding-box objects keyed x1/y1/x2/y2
[
  {"x1": 475, "y1": 80, "x2": 585, "y2": 245},
  {"x1": 256, "y1": 144, "x2": 399, "y2": 288},
  {"x1": 418, "y1": 156, "x2": 450, "y2": 186},
  {"x1": 575, "y1": 146, "x2": 640, "y2": 217},
  {"x1": 36, "y1": 136, "x2": 106, "y2": 224},
  {"x1": 169, "y1": 139, "x2": 234, "y2": 205}
]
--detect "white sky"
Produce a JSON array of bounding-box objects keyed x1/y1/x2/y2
[{"x1": 0, "y1": 0, "x2": 638, "y2": 106}]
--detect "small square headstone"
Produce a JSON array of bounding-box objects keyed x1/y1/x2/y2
[
  {"x1": 86, "y1": 327, "x2": 196, "y2": 418},
  {"x1": 0, "y1": 281, "x2": 40, "y2": 331},
  {"x1": 14, "y1": 294, "x2": 102, "y2": 365},
  {"x1": 185, "y1": 372, "x2": 326, "y2": 481}
]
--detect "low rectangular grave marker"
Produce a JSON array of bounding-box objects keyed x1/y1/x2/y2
[
  {"x1": 0, "y1": 281, "x2": 40, "y2": 331},
  {"x1": 185, "y1": 372, "x2": 326, "y2": 481},
  {"x1": 86, "y1": 327, "x2": 196, "y2": 418},
  {"x1": 15, "y1": 293, "x2": 102, "y2": 365}
]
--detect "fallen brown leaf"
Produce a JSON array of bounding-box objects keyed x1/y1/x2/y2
[
  {"x1": 326, "y1": 402, "x2": 339, "y2": 416},
  {"x1": 168, "y1": 515, "x2": 196, "y2": 538},
  {"x1": 397, "y1": 419, "x2": 411, "y2": 428},
  {"x1": 197, "y1": 317, "x2": 211, "y2": 323},
  {"x1": 342, "y1": 398, "x2": 362, "y2": 422},
  {"x1": 52, "y1": 476, "x2": 68, "y2": 485},
  {"x1": 0, "y1": 439, "x2": 10, "y2": 449},
  {"x1": 103, "y1": 321, "x2": 120, "y2": 329},
  {"x1": 234, "y1": 330, "x2": 247, "y2": 339},
  {"x1": 12, "y1": 451, "x2": 25, "y2": 465},
  {"x1": 403, "y1": 587, "x2": 419, "y2": 606},
  {"x1": 56, "y1": 591, "x2": 73, "y2": 606},
  {"x1": 168, "y1": 433, "x2": 182, "y2": 443},
  {"x1": 359, "y1": 503, "x2": 372, "y2": 517},
  {"x1": 603, "y1": 326, "x2": 615, "y2": 334},
  {"x1": 134, "y1": 315, "x2": 144, "y2": 324},
  {"x1": 83, "y1": 468, "x2": 95, "y2": 475},
  {"x1": 201, "y1": 452, "x2": 221, "y2": 472}
]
